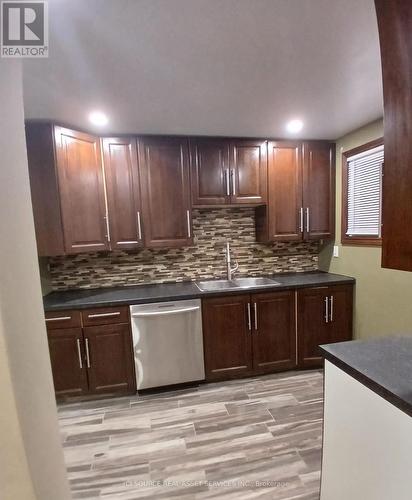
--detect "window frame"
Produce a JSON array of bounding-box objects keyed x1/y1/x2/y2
[{"x1": 341, "y1": 138, "x2": 383, "y2": 246}]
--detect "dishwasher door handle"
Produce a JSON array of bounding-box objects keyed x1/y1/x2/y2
[{"x1": 131, "y1": 306, "x2": 200, "y2": 317}]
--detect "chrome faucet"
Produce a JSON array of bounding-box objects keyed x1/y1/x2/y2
[{"x1": 225, "y1": 241, "x2": 239, "y2": 280}]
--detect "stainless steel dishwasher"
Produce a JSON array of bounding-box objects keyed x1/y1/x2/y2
[{"x1": 130, "y1": 299, "x2": 205, "y2": 390}]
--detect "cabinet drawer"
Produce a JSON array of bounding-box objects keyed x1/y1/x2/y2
[
  {"x1": 45, "y1": 310, "x2": 81, "y2": 330},
  {"x1": 81, "y1": 306, "x2": 129, "y2": 326}
]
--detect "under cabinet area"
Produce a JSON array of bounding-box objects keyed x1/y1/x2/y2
[
  {"x1": 202, "y1": 284, "x2": 353, "y2": 381},
  {"x1": 45, "y1": 306, "x2": 136, "y2": 398}
]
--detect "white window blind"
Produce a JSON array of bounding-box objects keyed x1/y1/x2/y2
[{"x1": 346, "y1": 145, "x2": 384, "y2": 237}]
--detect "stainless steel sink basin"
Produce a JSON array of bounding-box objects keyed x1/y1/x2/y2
[
  {"x1": 195, "y1": 277, "x2": 280, "y2": 292},
  {"x1": 194, "y1": 280, "x2": 240, "y2": 292},
  {"x1": 233, "y1": 277, "x2": 280, "y2": 288}
]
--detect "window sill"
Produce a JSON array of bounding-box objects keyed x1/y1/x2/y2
[{"x1": 341, "y1": 237, "x2": 382, "y2": 247}]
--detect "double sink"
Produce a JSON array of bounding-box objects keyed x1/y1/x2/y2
[{"x1": 195, "y1": 276, "x2": 281, "y2": 292}]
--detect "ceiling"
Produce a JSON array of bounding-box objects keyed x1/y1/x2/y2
[{"x1": 22, "y1": 0, "x2": 383, "y2": 140}]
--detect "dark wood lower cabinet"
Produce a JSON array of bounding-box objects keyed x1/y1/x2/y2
[
  {"x1": 84, "y1": 324, "x2": 136, "y2": 394},
  {"x1": 203, "y1": 285, "x2": 353, "y2": 381},
  {"x1": 202, "y1": 295, "x2": 253, "y2": 381},
  {"x1": 47, "y1": 328, "x2": 89, "y2": 397},
  {"x1": 45, "y1": 308, "x2": 136, "y2": 398},
  {"x1": 202, "y1": 291, "x2": 297, "y2": 381},
  {"x1": 297, "y1": 284, "x2": 353, "y2": 368},
  {"x1": 252, "y1": 291, "x2": 296, "y2": 373}
]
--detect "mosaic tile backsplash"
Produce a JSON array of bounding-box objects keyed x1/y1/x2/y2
[{"x1": 49, "y1": 208, "x2": 319, "y2": 290}]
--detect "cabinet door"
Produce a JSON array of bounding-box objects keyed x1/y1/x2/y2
[
  {"x1": 302, "y1": 142, "x2": 335, "y2": 240},
  {"x1": 229, "y1": 139, "x2": 267, "y2": 204},
  {"x1": 252, "y1": 291, "x2": 296, "y2": 373},
  {"x1": 263, "y1": 141, "x2": 303, "y2": 241},
  {"x1": 327, "y1": 285, "x2": 353, "y2": 344},
  {"x1": 375, "y1": 1, "x2": 412, "y2": 271},
  {"x1": 25, "y1": 122, "x2": 65, "y2": 256},
  {"x1": 47, "y1": 328, "x2": 89, "y2": 397},
  {"x1": 138, "y1": 137, "x2": 192, "y2": 247},
  {"x1": 54, "y1": 126, "x2": 109, "y2": 253},
  {"x1": 102, "y1": 137, "x2": 143, "y2": 250},
  {"x1": 202, "y1": 295, "x2": 253, "y2": 381},
  {"x1": 297, "y1": 287, "x2": 330, "y2": 368},
  {"x1": 190, "y1": 139, "x2": 230, "y2": 206},
  {"x1": 84, "y1": 324, "x2": 136, "y2": 395}
]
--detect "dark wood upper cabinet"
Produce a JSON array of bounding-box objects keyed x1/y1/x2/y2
[
  {"x1": 102, "y1": 137, "x2": 143, "y2": 250},
  {"x1": 25, "y1": 122, "x2": 65, "y2": 257},
  {"x1": 252, "y1": 290, "x2": 296, "y2": 373},
  {"x1": 54, "y1": 126, "x2": 109, "y2": 254},
  {"x1": 84, "y1": 323, "x2": 136, "y2": 395},
  {"x1": 297, "y1": 284, "x2": 353, "y2": 369},
  {"x1": 375, "y1": 0, "x2": 412, "y2": 271},
  {"x1": 256, "y1": 140, "x2": 334, "y2": 243},
  {"x1": 202, "y1": 295, "x2": 253, "y2": 381},
  {"x1": 229, "y1": 139, "x2": 268, "y2": 204},
  {"x1": 256, "y1": 141, "x2": 303, "y2": 242},
  {"x1": 190, "y1": 138, "x2": 267, "y2": 207},
  {"x1": 47, "y1": 327, "x2": 89, "y2": 397},
  {"x1": 190, "y1": 139, "x2": 230, "y2": 206},
  {"x1": 138, "y1": 137, "x2": 192, "y2": 248},
  {"x1": 303, "y1": 141, "x2": 335, "y2": 240}
]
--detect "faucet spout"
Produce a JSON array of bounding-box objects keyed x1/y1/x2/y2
[{"x1": 225, "y1": 241, "x2": 239, "y2": 280}]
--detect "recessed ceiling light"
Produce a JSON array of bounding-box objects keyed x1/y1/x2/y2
[
  {"x1": 89, "y1": 111, "x2": 109, "y2": 126},
  {"x1": 286, "y1": 119, "x2": 304, "y2": 134}
]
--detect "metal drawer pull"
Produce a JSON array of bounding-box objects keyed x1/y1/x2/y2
[
  {"x1": 231, "y1": 169, "x2": 236, "y2": 195},
  {"x1": 85, "y1": 338, "x2": 91, "y2": 368},
  {"x1": 137, "y1": 211, "x2": 142, "y2": 240},
  {"x1": 225, "y1": 170, "x2": 230, "y2": 196},
  {"x1": 132, "y1": 306, "x2": 200, "y2": 318},
  {"x1": 187, "y1": 210, "x2": 191, "y2": 238},
  {"x1": 247, "y1": 303, "x2": 252, "y2": 331},
  {"x1": 254, "y1": 303, "x2": 258, "y2": 330},
  {"x1": 324, "y1": 297, "x2": 329, "y2": 323},
  {"x1": 45, "y1": 316, "x2": 71, "y2": 322},
  {"x1": 300, "y1": 207, "x2": 304, "y2": 233},
  {"x1": 87, "y1": 312, "x2": 121, "y2": 319},
  {"x1": 76, "y1": 339, "x2": 83, "y2": 369},
  {"x1": 306, "y1": 208, "x2": 310, "y2": 233},
  {"x1": 330, "y1": 296, "x2": 334, "y2": 322}
]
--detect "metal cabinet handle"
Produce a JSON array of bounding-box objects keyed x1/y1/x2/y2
[
  {"x1": 300, "y1": 207, "x2": 304, "y2": 233},
  {"x1": 186, "y1": 210, "x2": 191, "y2": 238},
  {"x1": 45, "y1": 316, "x2": 71, "y2": 322},
  {"x1": 85, "y1": 338, "x2": 91, "y2": 368},
  {"x1": 306, "y1": 208, "x2": 310, "y2": 233},
  {"x1": 247, "y1": 303, "x2": 252, "y2": 331},
  {"x1": 330, "y1": 296, "x2": 334, "y2": 322},
  {"x1": 137, "y1": 211, "x2": 142, "y2": 240},
  {"x1": 88, "y1": 311, "x2": 120, "y2": 319},
  {"x1": 254, "y1": 303, "x2": 258, "y2": 330},
  {"x1": 76, "y1": 339, "x2": 83, "y2": 369},
  {"x1": 225, "y1": 170, "x2": 230, "y2": 196},
  {"x1": 103, "y1": 214, "x2": 111, "y2": 242},
  {"x1": 324, "y1": 297, "x2": 329, "y2": 323},
  {"x1": 231, "y1": 169, "x2": 236, "y2": 196}
]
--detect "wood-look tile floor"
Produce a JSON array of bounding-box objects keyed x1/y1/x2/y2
[{"x1": 58, "y1": 370, "x2": 323, "y2": 500}]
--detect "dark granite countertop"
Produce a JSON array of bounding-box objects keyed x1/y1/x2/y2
[
  {"x1": 320, "y1": 336, "x2": 412, "y2": 418},
  {"x1": 43, "y1": 271, "x2": 354, "y2": 311}
]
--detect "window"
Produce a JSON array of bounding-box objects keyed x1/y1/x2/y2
[{"x1": 341, "y1": 138, "x2": 383, "y2": 246}]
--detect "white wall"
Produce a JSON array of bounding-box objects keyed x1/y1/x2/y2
[
  {"x1": 321, "y1": 361, "x2": 412, "y2": 500},
  {"x1": 0, "y1": 60, "x2": 71, "y2": 500}
]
